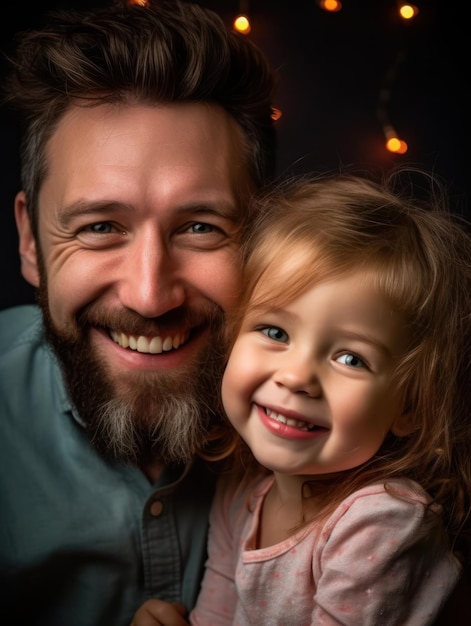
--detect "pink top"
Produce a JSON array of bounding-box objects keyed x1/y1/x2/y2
[{"x1": 190, "y1": 474, "x2": 461, "y2": 626}]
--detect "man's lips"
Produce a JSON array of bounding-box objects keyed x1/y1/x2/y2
[{"x1": 109, "y1": 329, "x2": 190, "y2": 354}]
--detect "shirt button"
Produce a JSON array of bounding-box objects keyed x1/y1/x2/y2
[{"x1": 150, "y1": 500, "x2": 163, "y2": 517}]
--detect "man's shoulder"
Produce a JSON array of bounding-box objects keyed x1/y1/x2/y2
[
  {"x1": 0, "y1": 304, "x2": 45, "y2": 356},
  {"x1": 0, "y1": 304, "x2": 66, "y2": 414}
]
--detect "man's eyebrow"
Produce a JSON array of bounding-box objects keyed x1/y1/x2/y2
[
  {"x1": 57, "y1": 201, "x2": 132, "y2": 228},
  {"x1": 187, "y1": 201, "x2": 241, "y2": 221},
  {"x1": 57, "y1": 199, "x2": 240, "y2": 228}
]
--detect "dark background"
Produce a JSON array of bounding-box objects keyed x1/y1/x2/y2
[{"x1": 1, "y1": 0, "x2": 468, "y2": 311}]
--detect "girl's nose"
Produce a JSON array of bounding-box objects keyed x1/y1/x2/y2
[{"x1": 273, "y1": 359, "x2": 321, "y2": 397}]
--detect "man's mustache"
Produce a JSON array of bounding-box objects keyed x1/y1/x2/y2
[{"x1": 76, "y1": 302, "x2": 223, "y2": 336}]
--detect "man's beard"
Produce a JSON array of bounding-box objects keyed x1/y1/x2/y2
[{"x1": 36, "y1": 284, "x2": 228, "y2": 467}]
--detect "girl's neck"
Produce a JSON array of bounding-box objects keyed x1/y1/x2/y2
[{"x1": 257, "y1": 473, "x2": 325, "y2": 549}]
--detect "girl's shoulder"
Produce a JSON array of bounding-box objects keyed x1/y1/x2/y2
[{"x1": 321, "y1": 478, "x2": 446, "y2": 549}]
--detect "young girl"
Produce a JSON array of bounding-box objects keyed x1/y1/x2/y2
[{"x1": 131, "y1": 171, "x2": 471, "y2": 625}]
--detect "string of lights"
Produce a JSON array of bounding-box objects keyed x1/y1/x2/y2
[
  {"x1": 230, "y1": 0, "x2": 423, "y2": 157},
  {"x1": 127, "y1": 0, "x2": 454, "y2": 161}
]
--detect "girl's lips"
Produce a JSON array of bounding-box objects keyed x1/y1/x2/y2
[{"x1": 255, "y1": 404, "x2": 329, "y2": 441}]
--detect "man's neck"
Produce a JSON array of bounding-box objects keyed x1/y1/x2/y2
[{"x1": 140, "y1": 458, "x2": 165, "y2": 484}]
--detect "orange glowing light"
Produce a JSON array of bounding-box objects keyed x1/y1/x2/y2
[
  {"x1": 386, "y1": 137, "x2": 408, "y2": 154},
  {"x1": 319, "y1": 0, "x2": 343, "y2": 12},
  {"x1": 233, "y1": 15, "x2": 251, "y2": 34},
  {"x1": 271, "y1": 107, "x2": 283, "y2": 121},
  {"x1": 399, "y1": 4, "x2": 419, "y2": 19}
]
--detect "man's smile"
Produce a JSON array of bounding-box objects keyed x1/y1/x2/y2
[{"x1": 110, "y1": 329, "x2": 190, "y2": 354}]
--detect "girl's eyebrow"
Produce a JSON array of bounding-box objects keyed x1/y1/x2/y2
[
  {"x1": 246, "y1": 305, "x2": 394, "y2": 357},
  {"x1": 336, "y1": 329, "x2": 393, "y2": 357},
  {"x1": 243, "y1": 305, "x2": 300, "y2": 327}
]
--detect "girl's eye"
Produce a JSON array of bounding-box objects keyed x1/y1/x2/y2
[
  {"x1": 336, "y1": 353, "x2": 366, "y2": 368},
  {"x1": 261, "y1": 326, "x2": 289, "y2": 343}
]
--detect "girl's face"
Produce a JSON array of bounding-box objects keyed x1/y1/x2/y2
[{"x1": 221, "y1": 271, "x2": 411, "y2": 477}]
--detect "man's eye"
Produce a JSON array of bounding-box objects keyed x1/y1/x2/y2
[
  {"x1": 336, "y1": 353, "x2": 366, "y2": 368},
  {"x1": 189, "y1": 222, "x2": 214, "y2": 234},
  {"x1": 261, "y1": 326, "x2": 289, "y2": 343},
  {"x1": 84, "y1": 222, "x2": 114, "y2": 234}
]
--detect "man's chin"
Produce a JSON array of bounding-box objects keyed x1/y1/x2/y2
[
  {"x1": 37, "y1": 286, "x2": 227, "y2": 465},
  {"x1": 49, "y1": 335, "x2": 225, "y2": 465},
  {"x1": 64, "y1": 352, "x2": 220, "y2": 465},
  {"x1": 87, "y1": 383, "x2": 209, "y2": 466}
]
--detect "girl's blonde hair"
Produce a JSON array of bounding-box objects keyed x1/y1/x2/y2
[{"x1": 226, "y1": 169, "x2": 471, "y2": 556}]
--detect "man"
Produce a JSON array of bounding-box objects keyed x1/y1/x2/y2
[{"x1": 0, "y1": 1, "x2": 278, "y2": 624}]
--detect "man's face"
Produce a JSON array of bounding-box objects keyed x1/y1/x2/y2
[{"x1": 16, "y1": 102, "x2": 251, "y2": 466}]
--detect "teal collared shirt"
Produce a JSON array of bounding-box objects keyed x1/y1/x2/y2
[{"x1": 0, "y1": 305, "x2": 216, "y2": 625}]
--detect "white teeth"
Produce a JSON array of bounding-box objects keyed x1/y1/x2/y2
[
  {"x1": 149, "y1": 337, "x2": 163, "y2": 354},
  {"x1": 110, "y1": 330, "x2": 188, "y2": 354},
  {"x1": 162, "y1": 336, "x2": 173, "y2": 351},
  {"x1": 136, "y1": 336, "x2": 148, "y2": 352},
  {"x1": 266, "y1": 408, "x2": 314, "y2": 432}
]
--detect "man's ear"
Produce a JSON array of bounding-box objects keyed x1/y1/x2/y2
[
  {"x1": 391, "y1": 411, "x2": 416, "y2": 438},
  {"x1": 14, "y1": 191, "x2": 40, "y2": 287}
]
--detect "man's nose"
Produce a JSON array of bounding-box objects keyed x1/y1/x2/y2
[{"x1": 117, "y1": 232, "x2": 185, "y2": 318}]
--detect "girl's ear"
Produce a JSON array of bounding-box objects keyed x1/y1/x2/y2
[
  {"x1": 391, "y1": 411, "x2": 416, "y2": 438},
  {"x1": 14, "y1": 191, "x2": 40, "y2": 287}
]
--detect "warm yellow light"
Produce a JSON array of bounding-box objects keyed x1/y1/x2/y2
[
  {"x1": 319, "y1": 0, "x2": 343, "y2": 12},
  {"x1": 399, "y1": 4, "x2": 419, "y2": 19},
  {"x1": 386, "y1": 137, "x2": 408, "y2": 154},
  {"x1": 233, "y1": 15, "x2": 251, "y2": 34},
  {"x1": 128, "y1": 0, "x2": 149, "y2": 6}
]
